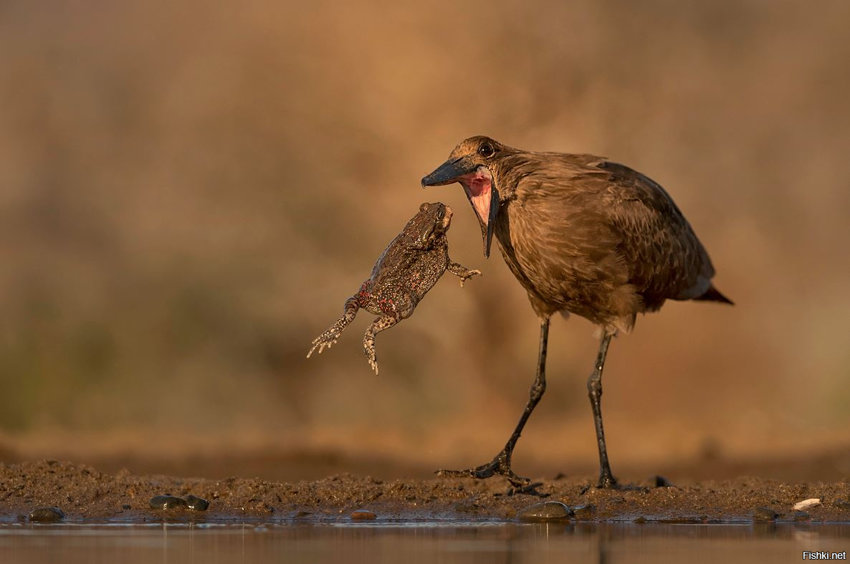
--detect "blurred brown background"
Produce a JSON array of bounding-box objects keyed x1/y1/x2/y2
[{"x1": 1, "y1": 0, "x2": 848, "y2": 482}]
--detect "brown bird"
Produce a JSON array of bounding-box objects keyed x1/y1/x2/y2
[{"x1": 421, "y1": 136, "x2": 732, "y2": 489}]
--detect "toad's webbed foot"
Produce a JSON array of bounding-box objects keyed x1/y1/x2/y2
[
  {"x1": 458, "y1": 269, "x2": 482, "y2": 288},
  {"x1": 307, "y1": 326, "x2": 343, "y2": 358},
  {"x1": 307, "y1": 298, "x2": 359, "y2": 359},
  {"x1": 447, "y1": 262, "x2": 482, "y2": 288},
  {"x1": 364, "y1": 333, "x2": 379, "y2": 375}
]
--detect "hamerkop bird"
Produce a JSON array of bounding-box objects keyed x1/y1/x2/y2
[{"x1": 422, "y1": 136, "x2": 732, "y2": 488}]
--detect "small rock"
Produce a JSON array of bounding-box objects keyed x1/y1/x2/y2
[
  {"x1": 573, "y1": 504, "x2": 596, "y2": 521},
  {"x1": 184, "y1": 495, "x2": 210, "y2": 511},
  {"x1": 793, "y1": 498, "x2": 821, "y2": 511},
  {"x1": 653, "y1": 475, "x2": 674, "y2": 488},
  {"x1": 517, "y1": 501, "x2": 572, "y2": 522},
  {"x1": 149, "y1": 495, "x2": 187, "y2": 510},
  {"x1": 28, "y1": 507, "x2": 65, "y2": 523},
  {"x1": 350, "y1": 509, "x2": 377, "y2": 520},
  {"x1": 793, "y1": 511, "x2": 810, "y2": 521},
  {"x1": 752, "y1": 507, "x2": 778, "y2": 522}
]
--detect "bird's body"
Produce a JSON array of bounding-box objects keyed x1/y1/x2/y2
[
  {"x1": 487, "y1": 150, "x2": 728, "y2": 331},
  {"x1": 422, "y1": 136, "x2": 731, "y2": 489}
]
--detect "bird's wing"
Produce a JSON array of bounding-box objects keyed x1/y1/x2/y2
[
  {"x1": 592, "y1": 161, "x2": 716, "y2": 305},
  {"x1": 501, "y1": 156, "x2": 638, "y2": 322}
]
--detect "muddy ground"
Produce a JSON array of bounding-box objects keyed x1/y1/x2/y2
[{"x1": 1, "y1": 460, "x2": 849, "y2": 524}]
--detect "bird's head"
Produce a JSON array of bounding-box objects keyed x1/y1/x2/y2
[{"x1": 421, "y1": 136, "x2": 510, "y2": 258}]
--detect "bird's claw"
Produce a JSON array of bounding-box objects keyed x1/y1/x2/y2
[
  {"x1": 436, "y1": 453, "x2": 531, "y2": 488},
  {"x1": 596, "y1": 472, "x2": 619, "y2": 489}
]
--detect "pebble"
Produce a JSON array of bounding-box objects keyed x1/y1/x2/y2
[
  {"x1": 149, "y1": 495, "x2": 187, "y2": 510},
  {"x1": 517, "y1": 501, "x2": 573, "y2": 522},
  {"x1": 350, "y1": 509, "x2": 377, "y2": 520},
  {"x1": 653, "y1": 475, "x2": 674, "y2": 488},
  {"x1": 793, "y1": 498, "x2": 821, "y2": 511},
  {"x1": 752, "y1": 507, "x2": 778, "y2": 522},
  {"x1": 793, "y1": 510, "x2": 810, "y2": 521},
  {"x1": 28, "y1": 507, "x2": 65, "y2": 523},
  {"x1": 573, "y1": 504, "x2": 596, "y2": 521},
  {"x1": 184, "y1": 495, "x2": 210, "y2": 511}
]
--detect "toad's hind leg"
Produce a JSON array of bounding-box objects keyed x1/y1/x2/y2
[
  {"x1": 363, "y1": 297, "x2": 414, "y2": 375},
  {"x1": 307, "y1": 297, "x2": 359, "y2": 358},
  {"x1": 363, "y1": 315, "x2": 401, "y2": 375}
]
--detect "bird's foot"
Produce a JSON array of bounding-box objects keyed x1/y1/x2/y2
[
  {"x1": 597, "y1": 475, "x2": 618, "y2": 489},
  {"x1": 581, "y1": 470, "x2": 624, "y2": 491},
  {"x1": 436, "y1": 451, "x2": 535, "y2": 489},
  {"x1": 579, "y1": 475, "x2": 646, "y2": 495},
  {"x1": 597, "y1": 468, "x2": 618, "y2": 489}
]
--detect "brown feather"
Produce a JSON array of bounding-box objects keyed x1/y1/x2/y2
[
  {"x1": 420, "y1": 135, "x2": 733, "y2": 486},
  {"x1": 439, "y1": 136, "x2": 731, "y2": 333}
]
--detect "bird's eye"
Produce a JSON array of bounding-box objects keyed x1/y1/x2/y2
[{"x1": 478, "y1": 143, "x2": 495, "y2": 158}]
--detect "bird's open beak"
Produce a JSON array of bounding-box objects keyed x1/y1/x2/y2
[{"x1": 422, "y1": 158, "x2": 499, "y2": 258}]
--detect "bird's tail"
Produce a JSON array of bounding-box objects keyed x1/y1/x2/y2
[{"x1": 693, "y1": 284, "x2": 734, "y2": 305}]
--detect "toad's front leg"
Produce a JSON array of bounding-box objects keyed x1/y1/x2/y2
[{"x1": 447, "y1": 261, "x2": 482, "y2": 288}]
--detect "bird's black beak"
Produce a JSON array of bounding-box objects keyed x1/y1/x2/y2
[
  {"x1": 421, "y1": 157, "x2": 469, "y2": 187},
  {"x1": 422, "y1": 158, "x2": 499, "y2": 258}
]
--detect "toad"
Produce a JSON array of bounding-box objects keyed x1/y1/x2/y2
[{"x1": 307, "y1": 202, "x2": 480, "y2": 374}]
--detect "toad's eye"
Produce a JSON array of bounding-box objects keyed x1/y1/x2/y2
[
  {"x1": 478, "y1": 143, "x2": 495, "y2": 158},
  {"x1": 437, "y1": 208, "x2": 445, "y2": 219}
]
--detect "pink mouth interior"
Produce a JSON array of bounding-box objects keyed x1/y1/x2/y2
[{"x1": 459, "y1": 167, "x2": 492, "y2": 225}]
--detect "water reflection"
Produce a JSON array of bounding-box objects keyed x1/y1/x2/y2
[{"x1": 0, "y1": 522, "x2": 848, "y2": 564}]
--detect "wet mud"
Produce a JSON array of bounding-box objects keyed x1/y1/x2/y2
[{"x1": 1, "y1": 460, "x2": 849, "y2": 524}]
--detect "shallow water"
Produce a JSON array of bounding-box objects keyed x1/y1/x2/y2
[{"x1": 1, "y1": 522, "x2": 848, "y2": 564}]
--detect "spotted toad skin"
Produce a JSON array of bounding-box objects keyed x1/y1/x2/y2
[{"x1": 307, "y1": 202, "x2": 480, "y2": 374}]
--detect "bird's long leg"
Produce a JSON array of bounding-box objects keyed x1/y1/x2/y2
[
  {"x1": 588, "y1": 332, "x2": 617, "y2": 488},
  {"x1": 438, "y1": 316, "x2": 550, "y2": 487}
]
